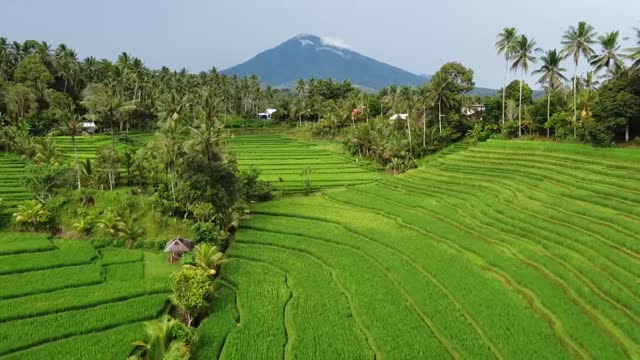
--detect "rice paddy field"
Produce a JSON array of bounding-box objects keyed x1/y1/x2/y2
[
  {"x1": 0, "y1": 233, "x2": 176, "y2": 360},
  {"x1": 193, "y1": 139, "x2": 640, "y2": 359},
  {"x1": 228, "y1": 135, "x2": 383, "y2": 192},
  {"x1": 54, "y1": 133, "x2": 151, "y2": 162},
  {"x1": 0, "y1": 154, "x2": 31, "y2": 214}
]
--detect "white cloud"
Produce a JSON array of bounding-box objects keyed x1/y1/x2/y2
[{"x1": 319, "y1": 36, "x2": 353, "y2": 50}]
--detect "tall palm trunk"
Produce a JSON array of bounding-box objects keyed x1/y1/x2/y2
[
  {"x1": 72, "y1": 133, "x2": 81, "y2": 190},
  {"x1": 502, "y1": 60, "x2": 508, "y2": 126},
  {"x1": 438, "y1": 98, "x2": 443, "y2": 134},
  {"x1": 573, "y1": 62, "x2": 578, "y2": 138},
  {"x1": 109, "y1": 115, "x2": 115, "y2": 190},
  {"x1": 422, "y1": 107, "x2": 427, "y2": 147},
  {"x1": 546, "y1": 88, "x2": 551, "y2": 138},
  {"x1": 518, "y1": 70, "x2": 524, "y2": 137},
  {"x1": 406, "y1": 111, "x2": 412, "y2": 155}
]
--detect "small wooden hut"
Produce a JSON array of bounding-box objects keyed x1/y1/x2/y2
[{"x1": 164, "y1": 237, "x2": 194, "y2": 263}]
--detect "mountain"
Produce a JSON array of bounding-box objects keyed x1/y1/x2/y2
[{"x1": 221, "y1": 34, "x2": 428, "y2": 91}]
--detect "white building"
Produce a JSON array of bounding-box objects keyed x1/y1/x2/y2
[
  {"x1": 81, "y1": 122, "x2": 97, "y2": 134},
  {"x1": 258, "y1": 109, "x2": 277, "y2": 120},
  {"x1": 389, "y1": 114, "x2": 409, "y2": 121},
  {"x1": 461, "y1": 104, "x2": 486, "y2": 117}
]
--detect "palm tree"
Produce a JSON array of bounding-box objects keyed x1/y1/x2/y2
[
  {"x1": 13, "y1": 200, "x2": 50, "y2": 230},
  {"x1": 496, "y1": 27, "x2": 518, "y2": 125},
  {"x1": 33, "y1": 135, "x2": 61, "y2": 165},
  {"x1": 627, "y1": 27, "x2": 640, "y2": 72},
  {"x1": 590, "y1": 31, "x2": 624, "y2": 77},
  {"x1": 82, "y1": 82, "x2": 136, "y2": 151},
  {"x1": 117, "y1": 217, "x2": 144, "y2": 248},
  {"x1": 291, "y1": 97, "x2": 308, "y2": 127},
  {"x1": 399, "y1": 86, "x2": 414, "y2": 153},
  {"x1": 185, "y1": 118, "x2": 225, "y2": 165},
  {"x1": 510, "y1": 35, "x2": 538, "y2": 137},
  {"x1": 130, "y1": 316, "x2": 188, "y2": 360},
  {"x1": 562, "y1": 21, "x2": 597, "y2": 138},
  {"x1": 416, "y1": 82, "x2": 432, "y2": 147},
  {"x1": 61, "y1": 114, "x2": 84, "y2": 190},
  {"x1": 533, "y1": 49, "x2": 568, "y2": 137},
  {"x1": 97, "y1": 209, "x2": 121, "y2": 238},
  {"x1": 188, "y1": 243, "x2": 224, "y2": 277},
  {"x1": 383, "y1": 85, "x2": 400, "y2": 115},
  {"x1": 577, "y1": 71, "x2": 599, "y2": 120},
  {"x1": 296, "y1": 79, "x2": 306, "y2": 101},
  {"x1": 430, "y1": 73, "x2": 452, "y2": 134}
]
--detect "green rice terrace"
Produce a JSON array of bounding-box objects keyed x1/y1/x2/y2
[
  {"x1": 192, "y1": 139, "x2": 640, "y2": 360},
  {"x1": 228, "y1": 135, "x2": 382, "y2": 192},
  {"x1": 1, "y1": 136, "x2": 640, "y2": 359},
  {"x1": 0, "y1": 154, "x2": 30, "y2": 213},
  {"x1": 0, "y1": 232, "x2": 177, "y2": 360}
]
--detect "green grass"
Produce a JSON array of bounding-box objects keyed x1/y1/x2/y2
[
  {"x1": 194, "y1": 139, "x2": 640, "y2": 359},
  {"x1": 143, "y1": 251, "x2": 180, "y2": 279}
]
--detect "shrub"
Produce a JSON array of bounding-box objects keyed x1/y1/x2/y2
[
  {"x1": 12, "y1": 200, "x2": 51, "y2": 231},
  {"x1": 192, "y1": 222, "x2": 220, "y2": 245}
]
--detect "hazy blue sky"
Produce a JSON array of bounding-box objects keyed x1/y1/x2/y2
[{"x1": 2, "y1": 0, "x2": 639, "y2": 88}]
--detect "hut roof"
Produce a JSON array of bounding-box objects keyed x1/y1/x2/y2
[{"x1": 164, "y1": 237, "x2": 194, "y2": 253}]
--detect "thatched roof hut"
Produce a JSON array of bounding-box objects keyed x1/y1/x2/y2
[{"x1": 164, "y1": 237, "x2": 194, "y2": 262}]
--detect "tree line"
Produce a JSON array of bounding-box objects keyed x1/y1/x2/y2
[{"x1": 494, "y1": 22, "x2": 640, "y2": 144}]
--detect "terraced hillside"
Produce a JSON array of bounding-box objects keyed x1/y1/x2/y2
[
  {"x1": 0, "y1": 233, "x2": 175, "y2": 360},
  {"x1": 0, "y1": 154, "x2": 31, "y2": 213},
  {"x1": 194, "y1": 140, "x2": 640, "y2": 359},
  {"x1": 229, "y1": 135, "x2": 382, "y2": 192},
  {"x1": 55, "y1": 133, "x2": 151, "y2": 161}
]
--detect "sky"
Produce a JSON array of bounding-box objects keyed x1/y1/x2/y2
[{"x1": 2, "y1": 0, "x2": 639, "y2": 89}]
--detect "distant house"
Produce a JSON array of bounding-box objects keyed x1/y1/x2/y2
[
  {"x1": 389, "y1": 114, "x2": 409, "y2": 121},
  {"x1": 461, "y1": 104, "x2": 485, "y2": 117},
  {"x1": 258, "y1": 108, "x2": 277, "y2": 120},
  {"x1": 164, "y1": 237, "x2": 194, "y2": 263},
  {"x1": 81, "y1": 122, "x2": 97, "y2": 134}
]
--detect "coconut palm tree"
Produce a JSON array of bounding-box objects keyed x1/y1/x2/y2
[
  {"x1": 399, "y1": 86, "x2": 414, "y2": 153},
  {"x1": 97, "y1": 209, "x2": 121, "y2": 238},
  {"x1": 296, "y1": 78, "x2": 306, "y2": 100},
  {"x1": 628, "y1": 27, "x2": 640, "y2": 72},
  {"x1": 383, "y1": 85, "x2": 401, "y2": 116},
  {"x1": 61, "y1": 114, "x2": 84, "y2": 190},
  {"x1": 130, "y1": 316, "x2": 188, "y2": 360},
  {"x1": 117, "y1": 217, "x2": 144, "y2": 248},
  {"x1": 510, "y1": 35, "x2": 538, "y2": 137},
  {"x1": 533, "y1": 49, "x2": 568, "y2": 137},
  {"x1": 562, "y1": 21, "x2": 597, "y2": 138},
  {"x1": 429, "y1": 73, "x2": 452, "y2": 134},
  {"x1": 496, "y1": 27, "x2": 518, "y2": 125},
  {"x1": 416, "y1": 82, "x2": 432, "y2": 147},
  {"x1": 185, "y1": 118, "x2": 225, "y2": 165},
  {"x1": 187, "y1": 243, "x2": 224, "y2": 277},
  {"x1": 590, "y1": 31, "x2": 624, "y2": 77},
  {"x1": 577, "y1": 71, "x2": 599, "y2": 120}
]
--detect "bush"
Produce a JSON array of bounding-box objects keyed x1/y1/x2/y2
[
  {"x1": 180, "y1": 251, "x2": 195, "y2": 266},
  {"x1": 238, "y1": 168, "x2": 272, "y2": 202},
  {"x1": 192, "y1": 222, "x2": 220, "y2": 245}
]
